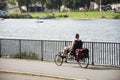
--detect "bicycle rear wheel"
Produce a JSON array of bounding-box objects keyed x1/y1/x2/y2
[
  {"x1": 78, "y1": 56, "x2": 89, "y2": 68},
  {"x1": 54, "y1": 54, "x2": 63, "y2": 66}
]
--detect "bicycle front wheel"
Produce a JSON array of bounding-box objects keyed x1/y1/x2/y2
[
  {"x1": 54, "y1": 54, "x2": 63, "y2": 66},
  {"x1": 78, "y1": 56, "x2": 89, "y2": 68}
]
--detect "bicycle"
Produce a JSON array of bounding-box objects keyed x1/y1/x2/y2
[{"x1": 54, "y1": 48, "x2": 89, "y2": 68}]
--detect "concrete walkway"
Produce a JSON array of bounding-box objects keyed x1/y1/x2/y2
[
  {"x1": 0, "y1": 58, "x2": 120, "y2": 80},
  {"x1": 0, "y1": 72, "x2": 61, "y2": 80}
]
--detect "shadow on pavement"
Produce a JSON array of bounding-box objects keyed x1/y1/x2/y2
[{"x1": 64, "y1": 63, "x2": 120, "y2": 70}]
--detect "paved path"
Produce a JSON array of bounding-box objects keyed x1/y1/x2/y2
[
  {"x1": 0, "y1": 72, "x2": 61, "y2": 80},
  {"x1": 0, "y1": 58, "x2": 120, "y2": 80}
]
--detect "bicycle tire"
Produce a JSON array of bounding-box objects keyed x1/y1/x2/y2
[
  {"x1": 77, "y1": 56, "x2": 89, "y2": 68},
  {"x1": 54, "y1": 54, "x2": 63, "y2": 66}
]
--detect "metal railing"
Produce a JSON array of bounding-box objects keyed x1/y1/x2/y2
[{"x1": 0, "y1": 38, "x2": 120, "y2": 67}]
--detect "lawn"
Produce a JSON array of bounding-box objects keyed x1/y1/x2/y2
[{"x1": 30, "y1": 11, "x2": 116, "y2": 19}]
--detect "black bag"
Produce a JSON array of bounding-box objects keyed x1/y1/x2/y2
[{"x1": 81, "y1": 48, "x2": 89, "y2": 58}]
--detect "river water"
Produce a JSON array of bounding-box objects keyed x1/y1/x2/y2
[{"x1": 0, "y1": 19, "x2": 120, "y2": 42}]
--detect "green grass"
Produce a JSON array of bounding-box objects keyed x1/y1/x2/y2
[
  {"x1": 29, "y1": 11, "x2": 116, "y2": 19},
  {"x1": 30, "y1": 12, "x2": 46, "y2": 18},
  {"x1": 68, "y1": 11, "x2": 115, "y2": 19}
]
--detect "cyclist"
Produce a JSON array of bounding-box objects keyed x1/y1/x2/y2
[{"x1": 70, "y1": 33, "x2": 83, "y2": 60}]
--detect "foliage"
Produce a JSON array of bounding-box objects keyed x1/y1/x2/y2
[
  {"x1": 7, "y1": 0, "x2": 120, "y2": 12},
  {"x1": 113, "y1": 13, "x2": 120, "y2": 19},
  {"x1": 57, "y1": 14, "x2": 69, "y2": 18},
  {"x1": 46, "y1": 14, "x2": 55, "y2": 19},
  {"x1": 13, "y1": 51, "x2": 39, "y2": 60},
  {"x1": 6, "y1": 13, "x2": 32, "y2": 18}
]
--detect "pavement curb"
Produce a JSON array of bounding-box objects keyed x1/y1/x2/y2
[{"x1": 0, "y1": 70, "x2": 86, "y2": 80}]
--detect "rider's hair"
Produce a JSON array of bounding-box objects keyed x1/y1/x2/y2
[{"x1": 75, "y1": 33, "x2": 79, "y2": 39}]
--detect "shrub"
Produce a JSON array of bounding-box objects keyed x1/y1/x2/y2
[
  {"x1": 63, "y1": 14, "x2": 69, "y2": 18},
  {"x1": 6, "y1": 13, "x2": 32, "y2": 18},
  {"x1": 113, "y1": 13, "x2": 120, "y2": 19},
  {"x1": 57, "y1": 14, "x2": 69, "y2": 18},
  {"x1": 13, "y1": 51, "x2": 39, "y2": 60},
  {"x1": 46, "y1": 15, "x2": 55, "y2": 19}
]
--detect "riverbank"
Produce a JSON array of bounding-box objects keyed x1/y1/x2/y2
[
  {"x1": 4, "y1": 11, "x2": 120, "y2": 19},
  {"x1": 30, "y1": 11, "x2": 119, "y2": 19}
]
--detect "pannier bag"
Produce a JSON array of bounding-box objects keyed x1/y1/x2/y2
[{"x1": 75, "y1": 48, "x2": 89, "y2": 60}]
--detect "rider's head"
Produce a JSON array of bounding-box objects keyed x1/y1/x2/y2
[{"x1": 75, "y1": 33, "x2": 79, "y2": 39}]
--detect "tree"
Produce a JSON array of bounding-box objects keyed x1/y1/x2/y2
[
  {"x1": 45, "y1": 0, "x2": 60, "y2": 9},
  {"x1": 62, "y1": 0, "x2": 90, "y2": 10},
  {"x1": 56, "y1": 0, "x2": 62, "y2": 11},
  {"x1": 13, "y1": 0, "x2": 120, "y2": 12},
  {"x1": 17, "y1": 0, "x2": 25, "y2": 12}
]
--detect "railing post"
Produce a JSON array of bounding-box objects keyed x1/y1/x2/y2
[
  {"x1": 119, "y1": 43, "x2": 120, "y2": 66},
  {"x1": 41, "y1": 40, "x2": 43, "y2": 61},
  {"x1": 19, "y1": 40, "x2": 22, "y2": 59},
  {"x1": 92, "y1": 42, "x2": 94, "y2": 65},
  {"x1": 0, "y1": 39, "x2": 1, "y2": 58},
  {"x1": 65, "y1": 41, "x2": 67, "y2": 47}
]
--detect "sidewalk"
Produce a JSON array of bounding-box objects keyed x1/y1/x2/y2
[
  {"x1": 0, "y1": 58, "x2": 120, "y2": 80},
  {"x1": 0, "y1": 72, "x2": 62, "y2": 80}
]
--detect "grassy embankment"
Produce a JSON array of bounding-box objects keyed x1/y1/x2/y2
[
  {"x1": 30, "y1": 11, "x2": 117, "y2": 19},
  {"x1": 6, "y1": 11, "x2": 119, "y2": 19}
]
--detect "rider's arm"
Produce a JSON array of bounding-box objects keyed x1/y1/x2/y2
[{"x1": 70, "y1": 40, "x2": 75, "y2": 54}]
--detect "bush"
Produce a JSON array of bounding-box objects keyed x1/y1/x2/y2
[
  {"x1": 57, "y1": 14, "x2": 69, "y2": 18},
  {"x1": 46, "y1": 15, "x2": 55, "y2": 19},
  {"x1": 113, "y1": 13, "x2": 120, "y2": 19},
  {"x1": 6, "y1": 13, "x2": 32, "y2": 18},
  {"x1": 13, "y1": 51, "x2": 39, "y2": 60},
  {"x1": 63, "y1": 14, "x2": 69, "y2": 18}
]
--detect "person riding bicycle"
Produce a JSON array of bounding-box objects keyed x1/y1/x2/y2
[
  {"x1": 55, "y1": 33, "x2": 89, "y2": 68},
  {"x1": 69, "y1": 33, "x2": 83, "y2": 60}
]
